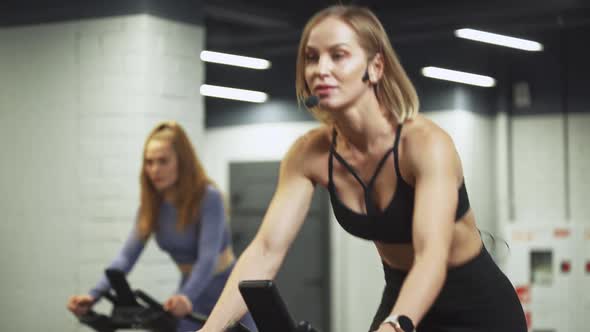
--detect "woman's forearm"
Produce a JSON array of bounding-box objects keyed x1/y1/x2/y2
[
  {"x1": 390, "y1": 251, "x2": 447, "y2": 327},
  {"x1": 201, "y1": 239, "x2": 285, "y2": 331}
]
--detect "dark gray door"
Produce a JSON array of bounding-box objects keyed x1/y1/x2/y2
[{"x1": 230, "y1": 161, "x2": 330, "y2": 332}]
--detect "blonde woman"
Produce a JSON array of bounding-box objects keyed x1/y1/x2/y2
[
  {"x1": 198, "y1": 5, "x2": 526, "y2": 332},
  {"x1": 67, "y1": 121, "x2": 256, "y2": 332}
]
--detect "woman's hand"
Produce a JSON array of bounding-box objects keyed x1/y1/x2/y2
[
  {"x1": 163, "y1": 294, "x2": 193, "y2": 318},
  {"x1": 67, "y1": 294, "x2": 95, "y2": 317}
]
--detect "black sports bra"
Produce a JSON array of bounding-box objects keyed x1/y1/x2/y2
[{"x1": 327, "y1": 124, "x2": 470, "y2": 243}]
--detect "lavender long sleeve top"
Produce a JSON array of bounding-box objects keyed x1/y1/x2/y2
[{"x1": 89, "y1": 185, "x2": 232, "y2": 305}]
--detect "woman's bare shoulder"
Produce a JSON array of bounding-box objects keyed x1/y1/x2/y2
[
  {"x1": 401, "y1": 115, "x2": 461, "y2": 177},
  {"x1": 288, "y1": 125, "x2": 332, "y2": 156},
  {"x1": 282, "y1": 125, "x2": 332, "y2": 182},
  {"x1": 403, "y1": 114, "x2": 455, "y2": 152}
]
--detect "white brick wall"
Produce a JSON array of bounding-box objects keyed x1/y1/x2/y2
[
  {"x1": 496, "y1": 112, "x2": 590, "y2": 332},
  {"x1": 495, "y1": 111, "x2": 590, "y2": 226},
  {"x1": 0, "y1": 14, "x2": 204, "y2": 332},
  {"x1": 511, "y1": 115, "x2": 567, "y2": 222},
  {"x1": 569, "y1": 113, "x2": 590, "y2": 223}
]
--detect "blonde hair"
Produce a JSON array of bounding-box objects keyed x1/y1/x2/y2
[
  {"x1": 295, "y1": 5, "x2": 419, "y2": 123},
  {"x1": 137, "y1": 121, "x2": 211, "y2": 239}
]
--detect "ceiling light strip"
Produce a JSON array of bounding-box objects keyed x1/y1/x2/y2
[
  {"x1": 200, "y1": 50, "x2": 271, "y2": 69},
  {"x1": 455, "y1": 28, "x2": 543, "y2": 51},
  {"x1": 421, "y1": 66, "x2": 496, "y2": 87},
  {"x1": 200, "y1": 84, "x2": 268, "y2": 103}
]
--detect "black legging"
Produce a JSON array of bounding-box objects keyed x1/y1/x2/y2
[{"x1": 370, "y1": 245, "x2": 527, "y2": 332}]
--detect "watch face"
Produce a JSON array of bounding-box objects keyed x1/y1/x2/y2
[{"x1": 398, "y1": 315, "x2": 414, "y2": 332}]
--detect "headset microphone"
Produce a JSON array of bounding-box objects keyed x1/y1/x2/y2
[{"x1": 304, "y1": 95, "x2": 319, "y2": 108}]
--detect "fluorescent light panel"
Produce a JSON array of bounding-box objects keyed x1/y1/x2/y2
[
  {"x1": 455, "y1": 28, "x2": 543, "y2": 51},
  {"x1": 200, "y1": 84, "x2": 268, "y2": 103},
  {"x1": 200, "y1": 50, "x2": 271, "y2": 69},
  {"x1": 421, "y1": 66, "x2": 496, "y2": 87}
]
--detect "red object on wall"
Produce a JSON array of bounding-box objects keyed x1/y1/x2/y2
[
  {"x1": 524, "y1": 311, "x2": 532, "y2": 329},
  {"x1": 586, "y1": 261, "x2": 590, "y2": 274},
  {"x1": 561, "y1": 261, "x2": 571, "y2": 273},
  {"x1": 554, "y1": 228, "x2": 571, "y2": 238},
  {"x1": 516, "y1": 286, "x2": 531, "y2": 303},
  {"x1": 515, "y1": 285, "x2": 532, "y2": 329}
]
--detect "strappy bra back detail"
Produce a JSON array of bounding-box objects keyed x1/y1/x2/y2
[{"x1": 327, "y1": 124, "x2": 470, "y2": 243}]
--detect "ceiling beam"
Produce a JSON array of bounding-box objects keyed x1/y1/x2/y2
[{"x1": 204, "y1": 1, "x2": 293, "y2": 29}]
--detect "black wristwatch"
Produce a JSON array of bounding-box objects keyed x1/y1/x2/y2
[{"x1": 381, "y1": 314, "x2": 415, "y2": 332}]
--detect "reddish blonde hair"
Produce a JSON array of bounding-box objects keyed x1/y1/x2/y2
[{"x1": 137, "y1": 121, "x2": 210, "y2": 239}]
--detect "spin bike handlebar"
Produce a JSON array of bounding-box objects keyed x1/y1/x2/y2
[{"x1": 78, "y1": 269, "x2": 250, "y2": 332}]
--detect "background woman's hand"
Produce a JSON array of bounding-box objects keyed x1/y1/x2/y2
[
  {"x1": 163, "y1": 294, "x2": 193, "y2": 318},
  {"x1": 67, "y1": 294, "x2": 95, "y2": 317}
]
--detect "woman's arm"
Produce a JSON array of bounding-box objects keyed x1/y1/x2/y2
[
  {"x1": 178, "y1": 186, "x2": 227, "y2": 303},
  {"x1": 385, "y1": 129, "x2": 460, "y2": 330},
  {"x1": 89, "y1": 217, "x2": 147, "y2": 300},
  {"x1": 200, "y1": 136, "x2": 316, "y2": 332}
]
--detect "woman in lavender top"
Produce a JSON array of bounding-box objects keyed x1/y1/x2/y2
[{"x1": 67, "y1": 121, "x2": 256, "y2": 331}]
